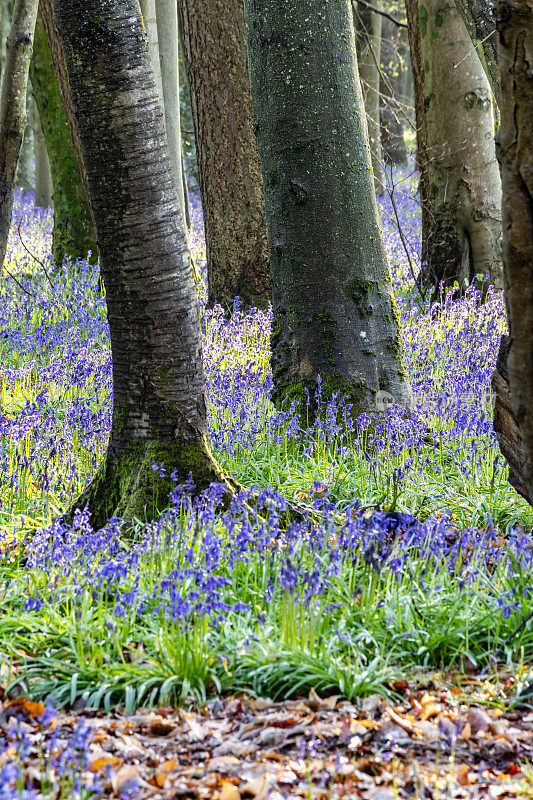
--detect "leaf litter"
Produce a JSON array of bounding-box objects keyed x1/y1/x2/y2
[{"x1": 2, "y1": 672, "x2": 533, "y2": 798}]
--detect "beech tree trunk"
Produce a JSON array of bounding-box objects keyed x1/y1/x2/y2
[
  {"x1": 355, "y1": 0, "x2": 385, "y2": 195},
  {"x1": 404, "y1": 0, "x2": 430, "y2": 268},
  {"x1": 54, "y1": 0, "x2": 224, "y2": 528},
  {"x1": 244, "y1": 0, "x2": 412, "y2": 418},
  {"x1": 420, "y1": 0, "x2": 502, "y2": 292},
  {"x1": 492, "y1": 336, "x2": 530, "y2": 503},
  {"x1": 0, "y1": 0, "x2": 38, "y2": 270},
  {"x1": 139, "y1": 0, "x2": 163, "y2": 99},
  {"x1": 179, "y1": 0, "x2": 270, "y2": 309},
  {"x1": 380, "y1": 15, "x2": 408, "y2": 165},
  {"x1": 494, "y1": 0, "x2": 533, "y2": 505},
  {"x1": 32, "y1": 102, "x2": 52, "y2": 207},
  {"x1": 36, "y1": 1, "x2": 96, "y2": 262},
  {"x1": 15, "y1": 100, "x2": 33, "y2": 190},
  {"x1": 455, "y1": 0, "x2": 499, "y2": 107},
  {"x1": 155, "y1": 0, "x2": 185, "y2": 214}
]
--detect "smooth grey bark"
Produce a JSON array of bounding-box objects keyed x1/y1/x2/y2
[
  {"x1": 156, "y1": 0, "x2": 185, "y2": 213},
  {"x1": 404, "y1": 0, "x2": 430, "y2": 267},
  {"x1": 0, "y1": 0, "x2": 38, "y2": 270},
  {"x1": 380, "y1": 14, "x2": 408, "y2": 165},
  {"x1": 420, "y1": 0, "x2": 502, "y2": 291},
  {"x1": 493, "y1": 0, "x2": 533, "y2": 505},
  {"x1": 244, "y1": 0, "x2": 412, "y2": 418},
  {"x1": 179, "y1": 0, "x2": 270, "y2": 309},
  {"x1": 355, "y1": 0, "x2": 386, "y2": 195},
  {"x1": 32, "y1": 101, "x2": 52, "y2": 207},
  {"x1": 54, "y1": 0, "x2": 224, "y2": 528},
  {"x1": 455, "y1": 0, "x2": 499, "y2": 107},
  {"x1": 15, "y1": 94, "x2": 34, "y2": 190},
  {"x1": 139, "y1": 0, "x2": 163, "y2": 99}
]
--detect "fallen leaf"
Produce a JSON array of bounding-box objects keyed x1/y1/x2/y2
[
  {"x1": 147, "y1": 713, "x2": 176, "y2": 736},
  {"x1": 220, "y1": 780, "x2": 241, "y2": 800},
  {"x1": 90, "y1": 755, "x2": 121, "y2": 773},
  {"x1": 4, "y1": 698, "x2": 45, "y2": 719},
  {"x1": 462, "y1": 721, "x2": 472, "y2": 741},
  {"x1": 112, "y1": 765, "x2": 141, "y2": 795}
]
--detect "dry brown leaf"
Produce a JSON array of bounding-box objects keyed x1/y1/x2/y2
[
  {"x1": 4, "y1": 698, "x2": 45, "y2": 719},
  {"x1": 90, "y1": 755, "x2": 121, "y2": 773},
  {"x1": 461, "y1": 721, "x2": 472, "y2": 741},
  {"x1": 220, "y1": 779, "x2": 241, "y2": 800},
  {"x1": 111, "y1": 765, "x2": 140, "y2": 795},
  {"x1": 147, "y1": 713, "x2": 176, "y2": 736}
]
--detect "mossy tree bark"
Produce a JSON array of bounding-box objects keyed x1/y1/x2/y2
[
  {"x1": 494, "y1": 0, "x2": 533, "y2": 505},
  {"x1": 0, "y1": 0, "x2": 38, "y2": 271},
  {"x1": 420, "y1": 0, "x2": 502, "y2": 292},
  {"x1": 244, "y1": 0, "x2": 412, "y2": 419},
  {"x1": 404, "y1": 0, "x2": 430, "y2": 268},
  {"x1": 354, "y1": 0, "x2": 386, "y2": 195},
  {"x1": 380, "y1": 14, "x2": 408, "y2": 165},
  {"x1": 54, "y1": 0, "x2": 224, "y2": 529},
  {"x1": 178, "y1": 0, "x2": 270, "y2": 309},
  {"x1": 32, "y1": 102, "x2": 52, "y2": 207},
  {"x1": 30, "y1": 10, "x2": 96, "y2": 262}
]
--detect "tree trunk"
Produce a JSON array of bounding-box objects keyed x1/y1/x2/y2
[
  {"x1": 244, "y1": 0, "x2": 412, "y2": 418},
  {"x1": 32, "y1": 101, "x2": 52, "y2": 207},
  {"x1": 54, "y1": 0, "x2": 224, "y2": 529},
  {"x1": 380, "y1": 15, "x2": 408, "y2": 165},
  {"x1": 494, "y1": 0, "x2": 533, "y2": 505},
  {"x1": 0, "y1": 0, "x2": 38, "y2": 270},
  {"x1": 15, "y1": 95, "x2": 33, "y2": 190},
  {"x1": 156, "y1": 0, "x2": 185, "y2": 215},
  {"x1": 139, "y1": 0, "x2": 163, "y2": 99},
  {"x1": 404, "y1": 0, "x2": 430, "y2": 268},
  {"x1": 420, "y1": 0, "x2": 502, "y2": 292},
  {"x1": 179, "y1": 0, "x2": 270, "y2": 309},
  {"x1": 491, "y1": 336, "x2": 530, "y2": 503},
  {"x1": 30, "y1": 10, "x2": 96, "y2": 262},
  {"x1": 355, "y1": 0, "x2": 386, "y2": 195},
  {"x1": 455, "y1": 0, "x2": 499, "y2": 107}
]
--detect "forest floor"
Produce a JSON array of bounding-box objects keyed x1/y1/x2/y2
[
  {"x1": 2, "y1": 173, "x2": 533, "y2": 797},
  {"x1": 3, "y1": 672, "x2": 533, "y2": 798}
]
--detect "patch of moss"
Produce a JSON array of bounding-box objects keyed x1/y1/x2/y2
[
  {"x1": 419, "y1": 5, "x2": 428, "y2": 37},
  {"x1": 344, "y1": 277, "x2": 378, "y2": 316}
]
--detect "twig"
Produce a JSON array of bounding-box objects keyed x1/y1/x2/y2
[
  {"x1": 386, "y1": 166, "x2": 426, "y2": 301},
  {"x1": 17, "y1": 221, "x2": 55, "y2": 289},
  {"x1": 489, "y1": 608, "x2": 533, "y2": 667},
  {"x1": 0, "y1": 264, "x2": 36, "y2": 298},
  {"x1": 355, "y1": 0, "x2": 407, "y2": 28}
]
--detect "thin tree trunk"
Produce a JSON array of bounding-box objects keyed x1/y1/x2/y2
[
  {"x1": 179, "y1": 0, "x2": 270, "y2": 309},
  {"x1": 404, "y1": 0, "x2": 430, "y2": 268},
  {"x1": 181, "y1": 146, "x2": 191, "y2": 228},
  {"x1": 420, "y1": 0, "x2": 502, "y2": 292},
  {"x1": 32, "y1": 101, "x2": 52, "y2": 207},
  {"x1": 244, "y1": 0, "x2": 412, "y2": 418},
  {"x1": 54, "y1": 0, "x2": 224, "y2": 529},
  {"x1": 0, "y1": 0, "x2": 38, "y2": 270},
  {"x1": 380, "y1": 15, "x2": 408, "y2": 165},
  {"x1": 15, "y1": 96, "x2": 34, "y2": 190},
  {"x1": 139, "y1": 0, "x2": 163, "y2": 99},
  {"x1": 31, "y1": 10, "x2": 96, "y2": 262},
  {"x1": 156, "y1": 0, "x2": 185, "y2": 215},
  {"x1": 455, "y1": 0, "x2": 499, "y2": 107},
  {"x1": 494, "y1": 0, "x2": 533, "y2": 504},
  {"x1": 355, "y1": 0, "x2": 386, "y2": 195},
  {"x1": 38, "y1": 0, "x2": 88, "y2": 196}
]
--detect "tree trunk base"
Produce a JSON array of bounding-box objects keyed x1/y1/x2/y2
[
  {"x1": 492, "y1": 335, "x2": 531, "y2": 505},
  {"x1": 68, "y1": 435, "x2": 227, "y2": 530}
]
